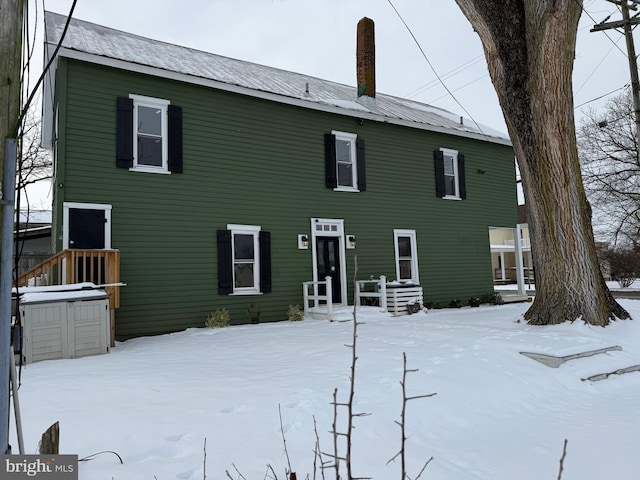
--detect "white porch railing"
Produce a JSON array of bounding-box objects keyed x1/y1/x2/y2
[
  {"x1": 355, "y1": 275, "x2": 387, "y2": 310},
  {"x1": 303, "y1": 276, "x2": 333, "y2": 320},
  {"x1": 505, "y1": 238, "x2": 531, "y2": 248}
]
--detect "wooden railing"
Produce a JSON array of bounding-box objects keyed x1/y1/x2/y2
[
  {"x1": 16, "y1": 249, "x2": 121, "y2": 310},
  {"x1": 355, "y1": 275, "x2": 388, "y2": 310},
  {"x1": 302, "y1": 276, "x2": 333, "y2": 320}
]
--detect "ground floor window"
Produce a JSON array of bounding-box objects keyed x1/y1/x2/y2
[
  {"x1": 217, "y1": 224, "x2": 271, "y2": 295},
  {"x1": 393, "y1": 229, "x2": 419, "y2": 283}
]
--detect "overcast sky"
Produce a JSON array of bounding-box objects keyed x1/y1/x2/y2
[{"x1": 24, "y1": 0, "x2": 636, "y2": 208}]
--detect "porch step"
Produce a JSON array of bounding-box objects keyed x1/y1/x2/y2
[
  {"x1": 306, "y1": 306, "x2": 361, "y2": 321},
  {"x1": 500, "y1": 293, "x2": 532, "y2": 304}
]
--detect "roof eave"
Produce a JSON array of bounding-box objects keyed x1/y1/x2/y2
[{"x1": 50, "y1": 45, "x2": 512, "y2": 147}]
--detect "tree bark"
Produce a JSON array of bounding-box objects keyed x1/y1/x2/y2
[{"x1": 454, "y1": 0, "x2": 629, "y2": 325}]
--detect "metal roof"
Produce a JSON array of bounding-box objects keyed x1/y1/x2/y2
[{"x1": 43, "y1": 11, "x2": 511, "y2": 146}]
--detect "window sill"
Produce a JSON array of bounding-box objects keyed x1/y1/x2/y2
[
  {"x1": 229, "y1": 291, "x2": 263, "y2": 296},
  {"x1": 333, "y1": 187, "x2": 360, "y2": 193},
  {"x1": 442, "y1": 195, "x2": 462, "y2": 201},
  {"x1": 129, "y1": 166, "x2": 171, "y2": 175}
]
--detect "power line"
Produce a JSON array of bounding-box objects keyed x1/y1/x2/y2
[
  {"x1": 580, "y1": 0, "x2": 632, "y2": 57},
  {"x1": 385, "y1": 0, "x2": 489, "y2": 136},
  {"x1": 575, "y1": 38, "x2": 623, "y2": 95},
  {"x1": 428, "y1": 74, "x2": 489, "y2": 104},
  {"x1": 13, "y1": 0, "x2": 78, "y2": 137},
  {"x1": 574, "y1": 84, "x2": 630, "y2": 109},
  {"x1": 405, "y1": 55, "x2": 485, "y2": 99}
]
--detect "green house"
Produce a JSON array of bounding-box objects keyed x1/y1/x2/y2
[{"x1": 41, "y1": 12, "x2": 518, "y2": 339}]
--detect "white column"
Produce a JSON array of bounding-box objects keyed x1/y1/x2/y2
[{"x1": 514, "y1": 224, "x2": 526, "y2": 295}]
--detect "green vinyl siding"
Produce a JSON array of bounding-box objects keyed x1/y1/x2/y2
[{"x1": 54, "y1": 58, "x2": 518, "y2": 338}]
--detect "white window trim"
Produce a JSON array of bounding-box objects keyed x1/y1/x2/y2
[
  {"x1": 332, "y1": 130, "x2": 359, "y2": 192},
  {"x1": 63, "y1": 202, "x2": 112, "y2": 250},
  {"x1": 440, "y1": 147, "x2": 461, "y2": 200},
  {"x1": 130, "y1": 94, "x2": 171, "y2": 174},
  {"x1": 393, "y1": 229, "x2": 419, "y2": 284},
  {"x1": 227, "y1": 224, "x2": 262, "y2": 295},
  {"x1": 310, "y1": 218, "x2": 347, "y2": 305}
]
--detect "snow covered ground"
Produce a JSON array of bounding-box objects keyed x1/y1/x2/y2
[{"x1": 11, "y1": 295, "x2": 640, "y2": 480}]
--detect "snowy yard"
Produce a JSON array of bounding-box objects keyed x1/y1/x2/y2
[{"x1": 12, "y1": 297, "x2": 640, "y2": 480}]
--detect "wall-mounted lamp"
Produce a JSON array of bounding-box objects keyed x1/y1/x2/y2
[
  {"x1": 347, "y1": 235, "x2": 356, "y2": 249},
  {"x1": 298, "y1": 234, "x2": 309, "y2": 249}
]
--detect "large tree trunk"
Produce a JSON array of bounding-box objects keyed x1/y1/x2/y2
[{"x1": 454, "y1": 0, "x2": 629, "y2": 325}]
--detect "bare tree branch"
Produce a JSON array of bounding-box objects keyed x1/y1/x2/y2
[
  {"x1": 557, "y1": 439, "x2": 568, "y2": 480},
  {"x1": 578, "y1": 90, "x2": 640, "y2": 246}
]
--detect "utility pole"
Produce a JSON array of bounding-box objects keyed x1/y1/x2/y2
[
  {"x1": 0, "y1": 0, "x2": 25, "y2": 454},
  {"x1": 591, "y1": 0, "x2": 640, "y2": 148}
]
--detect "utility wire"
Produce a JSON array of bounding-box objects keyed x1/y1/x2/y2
[
  {"x1": 428, "y1": 74, "x2": 489, "y2": 104},
  {"x1": 574, "y1": 84, "x2": 630, "y2": 109},
  {"x1": 12, "y1": 0, "x2": 78, "y2": 137},
  {"x1": 575, "y1": 37, "x2": 623, "y2": 95},
  {"x1": 578, "y1": 0, "x2": 631, "y2": 57},
  {"x1": 405, "y1": 55, "x2": 485, "y2": 99},
  {"x1": 385, "y1": 0, "x2": 489, "y2": 136}
]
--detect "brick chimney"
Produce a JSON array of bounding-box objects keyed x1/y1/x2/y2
[{"x1": 356, "y1": 17, "x2": 375, "y2": 99}]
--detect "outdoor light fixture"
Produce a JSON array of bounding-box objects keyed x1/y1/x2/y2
[
  {"x1": 298, "y1": 234, "x2": 309, "y2": 249},
  {"x1": 347, "y1": 235, "x2": 356, "y2": 249}
]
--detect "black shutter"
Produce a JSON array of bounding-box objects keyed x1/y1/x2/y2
[
  {"x1": 217, "y1": 230, "x2": 233, "y2": 294},
  {"x1": 356, "y1": 137, "x2": 366, "y2": 191},
  {"x1": 324, "y1": 133, "x2": 337, "y2": 188},
  {"x1": 434, "y1": 150, "x2": 445, "y2": 198},
  {"x1": 168, "y1": 104, "x2": 183, "y2": 173},
  {"x1": 458, "y1": 153, "x2": 466, "y2": 200},
  {"x1": 116, "y1": 97, "x2": 134, "y2": 168},
  {"x1": 259, "y1": 231, "x2": 272, "y2": 293}
]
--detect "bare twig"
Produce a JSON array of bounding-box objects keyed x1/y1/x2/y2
[
  {"x1": 231, "y1": 463, "x2": 248, "y2": 480},
  {"x1": 203, "y1": 437, "x2": 207, "y2": 480},
  {"x1": 265, "y1": 463, "x2": 279, "y2": 480},
  {"x1": 387, "y1": 353, "x2": 436, "y2": 480},
  {"x1": 312, "y1": 415, "x2": 326, "y2": 480},
  {"x1": 557, "y1": 439, "x2": 568, "y2": 480},
  {"x1": 78, "y1": 450, "x2": 123, "y2": 464},
  {"x1": 278, "y1": 404, "x2": 295, "y2": 479},
  {"x1": 414, "y1": 456, "x2": 435, "y2": 480},
  {"x1": 346, "y1": 260, "x2": 358, "y2": 480},
  {"x1": 332, "y1": 388, "x2": 341, "y2": 479}
]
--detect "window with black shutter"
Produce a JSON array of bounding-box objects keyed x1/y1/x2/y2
[
  {"x1": 325, "y1": 131, "x2": 366, "y2": 192},
  {"x1": 218, "y1": 225, "x2": 271, "y2": 295},
  {"x1": 434, "y1": 148, "x2": 466, "y2": 200},
  {"x1": 116, "y1": 94, "x2": 183, "y2": 174}
]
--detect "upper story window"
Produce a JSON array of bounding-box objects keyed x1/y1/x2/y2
[
  {"x1": 116, "y1": 95, "x2": 183, "y2": 174},
  {"x1": 324, "y1": 131, "x2": 366, "y2": 192},
  {"x1": 217, "y1": 225, "x2": 272, "y2": 295},
  {"x1": 394, "y1": 229, "x2": 419, "y2": 284},
  {"x1": 434, "y1": 148, "x2": 466, "y2": 200},
  {"x1": 132, "y1": 95, "x2": 169, "y2": 171}
]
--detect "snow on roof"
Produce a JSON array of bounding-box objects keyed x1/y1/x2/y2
[{"x1": 44, "y1": 11, "x2": 511, "y2": 146}]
